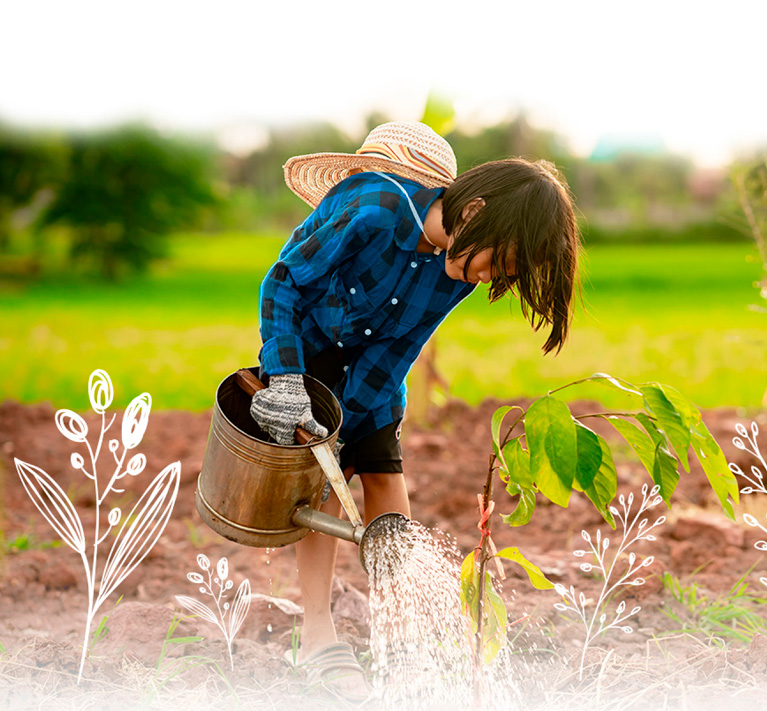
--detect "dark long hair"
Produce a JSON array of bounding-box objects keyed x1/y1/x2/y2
[{"x1": 442, "y1": 158, "x2": 580, "y2": 354}]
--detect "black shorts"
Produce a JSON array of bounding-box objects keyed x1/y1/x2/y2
[{"x1": 305, "y1": 349, "x2": 403, "y2": 475}]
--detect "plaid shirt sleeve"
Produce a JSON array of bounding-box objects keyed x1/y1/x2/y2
[{"x1": 259, "y1": 202, "x2": 381, "y2": 376}]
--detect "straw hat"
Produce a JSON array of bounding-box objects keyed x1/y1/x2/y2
[{"x1": 283, "y1": 121, "x2": 457, "y2": 208}]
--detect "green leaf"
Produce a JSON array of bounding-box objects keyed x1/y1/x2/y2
[
  {"x1": 651, "y1": 441, "x2": 680, "y2": 506},
  {"x1": 495, "y1": 547, "x2": 555, "y2": 590},
  {"x1": 588, "y1": 373, "x2": 643, "y2": 397},
  {"x1": 458, "y1": 552, "x2": 509, "y2": 663},
  {"x1": 579, "y1": 433, "x2": 618, "y2": 528},
  {"x1": 501, "y1": 439, "x2": 536, "y2": 526},
  {"x1": 420, "y1": 91, "x2": 456, "y2": 136},
  {"x1": 635, "y1": 413, "x2": 680, "y2": 504},
  {"x1": 482, "y1": 582, "x2": 508, "y2": 664},
  {"x1": 574, "y1": 421, "x2": 602, "y2": 490},
  {"x1": 501, "y1": 439, "x2": 533, "y2": 488},
  {"x1": 500, "y1": 486, "x2": 536, "y2": 527},
  {"x1": 656, "y1": 383, "x2": 701, "y2": 428},
  {"x1": 690, "y1": 420, "x2": 739, "y2": 520},
  {"x1": 640, "y1": 384, "x2": 691, "y2": 471},
  {"x1": 608, "y1": 416, "x2": 656, "y2": 476},
  {"x1": 460, "y1": 552, "x2": 479, "y2": 627},
  {"x1": 491, "y1": 405, "x2": 515, "y2": 463},
  {"x1": 525, "y1": 396, "x2": 577, "y2": 507}
]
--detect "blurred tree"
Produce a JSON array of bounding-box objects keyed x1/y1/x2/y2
[
  {"x1": 232, "y1": 122, "x2": 357, "y2": 195},
  {"x1": 0, "y1": 125, "x2": 68, "y2": 252},
  {"x1": 221, "y1": 121, "x2": 357, "y2": 229},
  {"x1": 585, "y1": 152, "x2": 692, "y2": 217},
  {"x1": 447, "y1": 115, "x2": 569, "y2": 173},
  {"x1": 42, "y1": 125, "x2": 219, "y2": 280},
  {"x1": 733, "y1": 155, "x2": 767, "y2": 300}
]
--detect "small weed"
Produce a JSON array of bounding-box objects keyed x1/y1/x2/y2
[
  {"x1": 141, "y1": 612, "x2": 239, "y2": 709},
  {"x1": 1, "y1": 531, "x2": 62, "y2": 554},
  {"x1": 289, "y1": 616, "x2": 300, "y2": 668},
  {"x1": 183, "y1": 517, "x2": 215, "y2": 547},
  {"x1": 155, "y1": 612, "x2": 204, "y2": 670},
  {"x1": 88, "y1": 596, "x2": 122, "y2": 654},
  {"x1": 660, "y1": 567, "x2": 767, "y2": 644}
]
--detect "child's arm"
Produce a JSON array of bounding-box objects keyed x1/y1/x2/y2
[
  {"x1": 259, "y1": 207, "x2": 382, "y2": 377},
  {"x1": 254, "y1": 201, "x2": 389, "y2": 442}
]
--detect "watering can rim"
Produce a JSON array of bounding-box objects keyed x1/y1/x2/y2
[{"x1": 215, "y1": 367, "x2": 342, "y2": 449}]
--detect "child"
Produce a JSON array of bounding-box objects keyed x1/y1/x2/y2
[{"x1": 250, "y1": 121, "x2": 580, "y2": 699}]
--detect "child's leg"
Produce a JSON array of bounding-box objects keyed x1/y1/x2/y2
[
  {"x1": 295, "y1": 488, "x2": 344, "y2": 660},
  {"x1": 295, "y1": 471, "x2": 409, "y2": 660},
  {"x1": 360, "y1": 472, "x2": 410, "y2": 522}
]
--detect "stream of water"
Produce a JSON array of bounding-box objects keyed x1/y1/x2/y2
[{"x1": 362, "y1": 520, "x2": 535, "y2": 710}]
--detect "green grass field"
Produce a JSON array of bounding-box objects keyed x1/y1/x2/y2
[{"x1": 1, "y1": 234, "x2": 765, "y2": 412}]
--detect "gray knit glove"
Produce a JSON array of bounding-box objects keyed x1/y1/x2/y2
[{"x1": 249, "y1": 373, "x2": 329, "y2": 445}]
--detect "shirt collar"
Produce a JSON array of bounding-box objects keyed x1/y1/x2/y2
[{"x1": 392, "y1": 183, "x2": 445, "y2": 251}]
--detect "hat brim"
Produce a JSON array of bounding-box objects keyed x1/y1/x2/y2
[{"x1": 283, "y1": 152, "x2": 454, "y2": 209}]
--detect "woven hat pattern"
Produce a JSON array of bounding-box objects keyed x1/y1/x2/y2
[{"x1": 284, "y1": 121, "x2": 457, "y2": 208}]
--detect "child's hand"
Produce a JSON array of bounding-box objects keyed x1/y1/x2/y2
[{"x1": 249, "y1": 373, "x2": 329, "y2": 445}]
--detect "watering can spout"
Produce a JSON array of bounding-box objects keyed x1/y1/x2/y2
[
  {"x1": 291, "y1": 505, "x2": 365, "y2": 545},
  {"x1": 291, "y1": 506, "x2": 410, "y2": 574}
]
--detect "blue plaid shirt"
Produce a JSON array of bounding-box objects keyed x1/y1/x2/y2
[{"x1": 259, "y1": 172, "x2": 475, "y2": 441}]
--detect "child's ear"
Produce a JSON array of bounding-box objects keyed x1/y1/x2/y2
[{"x1": 461, "y1": 197, "x2": 485, "y2": 223}]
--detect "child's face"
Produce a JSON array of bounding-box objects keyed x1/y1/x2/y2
[
  {"x1": 444, "y1": 243, "x2": 516, "y2": 285},
  {"x1": 444, "y1": 244, "x2": 493, "y2": 284}
]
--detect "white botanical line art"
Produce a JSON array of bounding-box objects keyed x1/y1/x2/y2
[
  {"x1": 729, "y1": 421, "x2": 767, "y2": 494},
  {"x1": 553, "y1": 483, "x2": 665, "y2": 679},
  {"x1": 732, "y1": 420, "x2": 767, "y2": 588},
  {"x1": 175, "y1": 554, "x2": 251, "y2": 670},
  {"x1": 13, "y1": 369, "x2": 180, "y2": 682},
  {"x1": 741, "y1": 514, "x2": 767, "y2": 588}
]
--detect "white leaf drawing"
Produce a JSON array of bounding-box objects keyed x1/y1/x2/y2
[
  {"x1": 175, "y1": 595, "x2": 219, "y2": 625},
  {"x1": 228, "y1": 579, "x2": 252, "y2": 638},
  {"x1": 88, "y1": 370, "x2": 114, "y2": 414},
  {"x1": 15, "y1": 458, "x2": 86, "y2": 553},
  {"x1": 55, "y1": 409, "x2": 88, "y2": 443},
  {"x1": 96, "y1": 461, "x2": 180, "y2": 609},
  {"x1": 121, "y1": 393, "x2": 152, "y2": 449}
]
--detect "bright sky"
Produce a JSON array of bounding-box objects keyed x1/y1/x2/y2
[{"x1": 1, "y1": 0, "x2": 765, "y2": 167}]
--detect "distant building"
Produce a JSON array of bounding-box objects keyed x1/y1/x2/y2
[{"x1": 589, "y1": 133, "x2": 667, "y2": 161}]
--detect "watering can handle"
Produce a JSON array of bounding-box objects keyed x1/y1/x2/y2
[{"x1": 235, "y1": 368, "x2": 317, "y2": 445}]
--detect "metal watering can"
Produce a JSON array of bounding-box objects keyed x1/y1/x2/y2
[{"x1": 195, "y1": 367, "x2": 409, "y2": 572}]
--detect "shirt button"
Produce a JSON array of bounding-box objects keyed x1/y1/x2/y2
[
  {"x1": 349, "y1": 287, "x2": 356, "y2": 294},
  {"x1": 364, "y1": 329, "x2": 372, "y2": 336},
  {"x1": 410, "y1": 261, "x2": 418, "y2": 268},
  {"x1": 337, "y1": 341, "x2": 343, "y2": 348},
  {"x1": 391, "y1": 298, "x2": 398, "y2": 305}
]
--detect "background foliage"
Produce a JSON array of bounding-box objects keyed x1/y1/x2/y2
[{"x1": 0, "y1": 114, "x2": 764, "y2": 410}]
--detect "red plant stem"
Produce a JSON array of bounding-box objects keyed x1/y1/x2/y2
[{"x1": 473, "y1": 453, "x2": 496, "y2": 707}]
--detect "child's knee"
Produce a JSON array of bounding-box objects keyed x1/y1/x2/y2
[{"x1": 361, "y1": 472, "x2": 405, "y2": 496}]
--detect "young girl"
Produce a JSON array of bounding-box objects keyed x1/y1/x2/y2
[{"x1": 250, "y1": 121, "x2": 580, "y2": 699}]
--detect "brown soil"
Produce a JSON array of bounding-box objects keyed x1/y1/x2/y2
[{"x1": 2, "y1": 397, "x2": 767, "y2": 710}]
